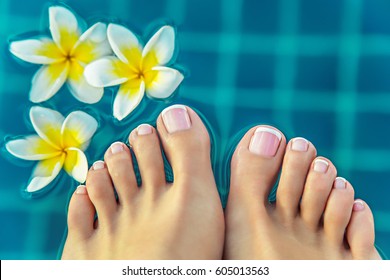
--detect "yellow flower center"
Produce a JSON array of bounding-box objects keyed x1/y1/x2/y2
[
  {"x1": 136, "y1": 71, "x2": 145, "y2": 80},
  {"x1": 65, "y1": 53, "x2": 75, "y2": 62}
]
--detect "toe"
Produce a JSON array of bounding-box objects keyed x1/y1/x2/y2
[
  {"x1": 323, "y1": 178, "x2": 355, "y2": 246},
  {"x1": 230, "y1": 125, "x2": 286, "y2": 206},
  {"x1": 224, "y1": 125, "x2": 285, "y2": 260},
  {"x1": 347, "y1": 200, "x2": 380, "y2": 259},
  {"x1": 276, "y1": 137, "x2": 316, "y2": 219},
  {"x1": 129, "y1": 124, "x2": 166, "y2": 191},
  {"x1": 104, "y1": 142, "x2": 138, "y2": 204},
  {"x1": 156, "y1": 105, "x2": 214, "y2": 185},
  {"x1": 300, "y1": 157, "x2": 337, "y2": 229},
  {"x1": 86, "y1": 160, "x2": 118, "y2": 222},
  {"x1": 67, "y1": 185, "x2": 95, "y2": 239}
]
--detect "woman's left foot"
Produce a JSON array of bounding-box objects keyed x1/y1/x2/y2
[{"x1": 61, "y1": 105, "x2": 224, "y2": 259}]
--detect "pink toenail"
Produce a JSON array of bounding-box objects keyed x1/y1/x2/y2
[
  {"x1": 249, "y1": 127, "x2": 282, "y2": 157},
  {"x1": 137, "y1": 124, "x2": 153, "y2": 135},
  {"x1": 334, "y1": 177, "x2": 346, "y2": 189},
  {"x1": 111, "y1": 142, "x2": 124, "y2": 154},
  {"x1": 353, "y1": 200, "x2": 365, "y2": 211},
  {"x1": 161, "y1": 105, "x2": 191, "y2": 134},
  {"x1": 291, "y1": 137, "x2": 309, "y2": 152},
  {"x1": 313, "y1": 159, "x2": 329, "y2": 173},
  {"x1": 75, "y1": 185, "x2": 87, "y2": 194},
  {"x1": 93, "y1": 160, "x2": 105, "y2": 170}
]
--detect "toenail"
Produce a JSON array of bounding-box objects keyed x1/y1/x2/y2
[
  {"x1": 92, "y1": 160, "x2": 105, "y2": 170},
  {"x1": 75, "y1": 185, "x2": 87, "y2": 194},
  {"x1": 291, "y1": 137, "x2": 309, "y2": 152},
  {"x1": 137, "y1": 124, "x2": 153, "y2": 135},
  {"x1": 313, "y1": 159, "x2": 329, "y2": 173},
  {"x1": 161, "y1": 105, "x2": 191, "y2": 133},
  {"x1": 353, "y1": 200, "x2": 365, "y2": 211},
  {"x1": 334, "y1": 177, "x2": 346, "y2": 189},
  {"x1": 249, "y1": 127, "x2": 282, "y2": 157},
  {"x1": 110, "y1": 142, "x2": 124, "y2": 154}
]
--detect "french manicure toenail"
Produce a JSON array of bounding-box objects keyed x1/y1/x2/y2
[
  {"x1": 161, "y1": 105, "x2": 191, "y2": 134},
  {"x1": 111, "y1": 142, "x2": 124, "y2": 154},
  {"x1": 313, "y1": 159, "x2": 329, "y2": 173},
  {"x1": 291, "y1": 137, "x2": 309, "y2": 152},
  {"x1": 334, "y1": 177, "x2": 346, "y2": 189},
  {"x1": 249, "y1": 127, "x2": 282, "y2": 157},
  {"x1": 93, "y1": 160, "x2": 105, "y2": 170},
  {"x1": 137, "y1": 124, "x2": 153, "y2": 135},
  {"x1": 353, "y1": 200, "x2": 365, "y2": 211},
  {"x1": 75, "y1": 185, "x2": 87, "y2": 194}
]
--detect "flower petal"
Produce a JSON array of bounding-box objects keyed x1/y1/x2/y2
[
  {"x1": 30, "y1": 106, "x2": 65, "y2": 149},
  {"x1": 113, "y1": 80, "x2": 145, "y2": 121},
  {"x1": 72, "y1": 22, "x2": 112, "y2": 63},
  {"x1": 67, "y1": 61, "x2": 104, "y2": 103},
  {"x1": 63, "y1": 147, "x2": 88, "y2": 183},
  {"x1": 84, "y1": 56, "x2": 129, "y2": 87},
  {"x1": 5, "y1": 135, "x2": 61, "y2": 160},
  {"x1": 26, "y1": 154, "x2": 65, "y2": 192},
  {"x1": 9, "y1": 38, "x2": 63, "y2": 64},
  {"x1": 61, "y1": 110, "x2": 98, "y2": 149},
  {"x1": 68, "y1": 75, "x2": 104, "y2": 104},
  {"x1": 49, "y1": 6, "x2": 82, "y2": 53},
  {"x1": 142, "y1": 26, "x2": 175, "y2": 65},
  {"x1": 146, "y1": 66, "x2": 183, "y2": 99},
  {"x1": 29, "y1": 62, "x2": 69, "y2": 103},
  {"x1": 107, "y1": 23, "x2": 142, "y2": 64}
]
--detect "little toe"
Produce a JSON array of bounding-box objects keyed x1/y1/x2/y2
[
  {"x1": 346, "y1": 200, "x2": 381, "y2": 259},
  {"x1": 229, "y1": 125, "x2": 286, "y2": 206},
  {"x1": 104, "y1": 142, "x2": 138, "y2": 204},
  {"x1": 300, "y1": 157, "x2": 337, "y2": 229},
  {"x1": 129, "y1": 124, "x2": 166, "y2": 191},
  {"x1": 156, "y1": 105, "x2": 214, "y2": 185},
  {"x1": 66, "y1": 185, "x2": 95, "y2": 239},
  {"x1": 86, "y1": 160, "x2": 118, "y2": 223},
  {"x1": 323, "y1": 178, "x2": 355, "y2": 246},
  {"x1": 276, "y1": 137, "x2": 316, "y2": 219}
]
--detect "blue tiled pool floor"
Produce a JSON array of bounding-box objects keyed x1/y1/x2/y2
[{"x1": 0, "y1": 0, "x2": 389, "y2": 259}]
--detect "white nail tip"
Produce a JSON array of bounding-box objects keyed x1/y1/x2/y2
[
  {"x1": 255, "y1": 127, "x2": 282, "y2": 140},
  {"x1": 335, "y1": 177, "x2": 347, "y2": 183},
  {"x1": 293, "y1": 137, "x2": 309, "y2": 143},
  {"x1": 136, "y1": 123, "x2": 152, "y2": 131},
  {"x1": 92, "y1": 160, "x2": 105, "y2": 170},
  {"x1": 161, "y1": 104, "x2": 187, "y2": 116},
  {"x1": 314, "y1": 159, "x2": 329, "y2": 166}
]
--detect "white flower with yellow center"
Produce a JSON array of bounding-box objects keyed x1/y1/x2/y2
[
  {"x1": 84, "y1": 24, "x2": 184, "y2": 121},
  {"x1": 5, "y1": 106, "x2": 98, "y2": 193},
  {"x1": 9, "y1": 5, "x2": 112, "y2": 104}
]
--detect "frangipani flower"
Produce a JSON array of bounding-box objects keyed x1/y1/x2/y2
[
  {"x1": 9, "y1": 5, "x2": 112, "y2": 104},
  {"x1": 84, "y1": 24, "x2": 184, "y2": 121},
  {"x1": 5, "y1": 106, "x2": 98, "y2": 193}
]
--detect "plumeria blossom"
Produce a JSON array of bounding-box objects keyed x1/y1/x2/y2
[
  {"x1": 9, "y1": 5, "x2": 112, "y2": 104},
  {"x1": 5, "y1": 106, "x2": 98, "y2": 193},
  {"x1": 84, "y1": 24, "x2": 184, "y2": 121}
]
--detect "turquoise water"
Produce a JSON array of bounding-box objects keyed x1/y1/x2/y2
[{"x1": 1, "y1": 0, "x2": 390, "y2": 259}]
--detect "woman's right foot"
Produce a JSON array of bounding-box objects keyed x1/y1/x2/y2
[{"x1": 224, "y1": 125, "x2": 382, "y2": 260}]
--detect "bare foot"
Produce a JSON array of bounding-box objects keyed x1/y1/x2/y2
[
  {"x1": 224, "y1": 125, "x2": 381, "y2": 260},
  {"x1": 61, "y1": 105, "x2": 224, "y2": 259}
]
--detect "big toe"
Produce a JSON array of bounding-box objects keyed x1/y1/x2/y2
[
  {"x1": 347, "y1": 200, "x2": 381, "y2": 259},
  {"x1": 229, "y1": 125, "x2": 286, "y2": 207},
  {"x1": 224, "y1": 125, "x2": 286, "y2": 259},
  {"x1": 156, "y1": 105, "x2": 214, "y2": 185}
]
